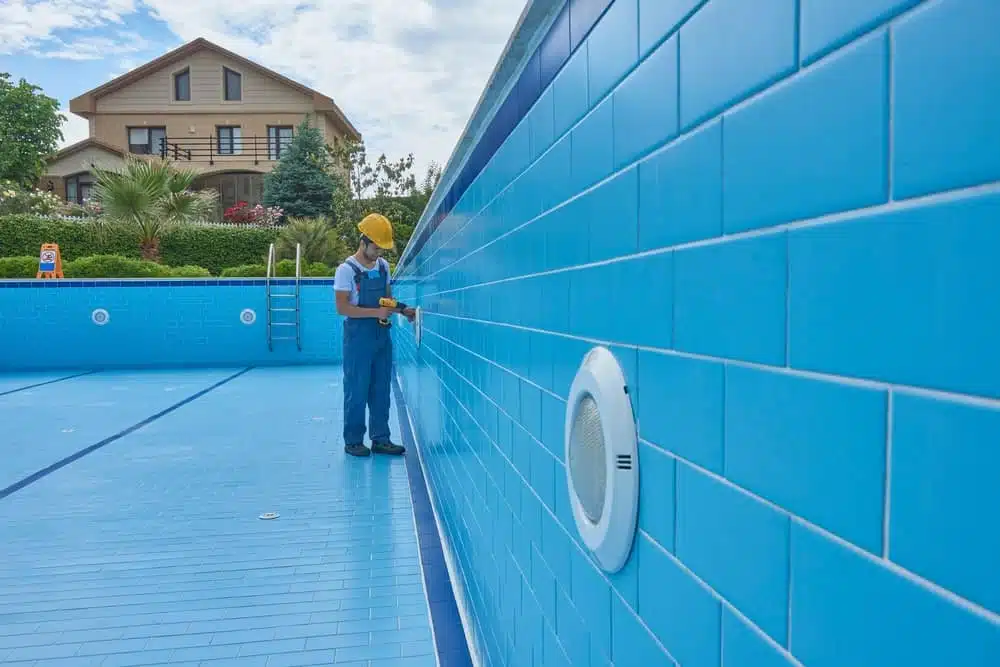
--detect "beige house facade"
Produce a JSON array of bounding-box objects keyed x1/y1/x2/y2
[{"x1": 41, "y1": 38, "x2": 361, "y2": 211}]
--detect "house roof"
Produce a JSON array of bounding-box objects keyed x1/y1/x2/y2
[
  {"x1": 49, "y1": 138, "x2": 125, "y2": 162},
  {"x1": 68, "y1": 37, "x2": 361, "y2": 141}
]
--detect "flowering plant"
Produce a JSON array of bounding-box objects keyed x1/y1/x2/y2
[
  {"x1": 0, "y1": 179, "x2": 62, "y2": 215},
  {"x1": 222, "y1": 200, "x2": 284, "y2": 226}
]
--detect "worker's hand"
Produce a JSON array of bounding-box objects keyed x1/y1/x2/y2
[
  {"x1": 375, "y1": 306, "x2": 394, "y2": 320},
  {"x1": 403, "y1": 307, "x2": 416, "y2": 322}
]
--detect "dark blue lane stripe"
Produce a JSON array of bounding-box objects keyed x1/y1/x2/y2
[
  {"x1": 0, "y1": 367, "x2": 253, "y2": 501},
  {"x1": 0, "y1": 370, "x2": 97, "y2": 397},
  {"x1": 392, "y1": 375, "x2": 475, "y2": 667}
]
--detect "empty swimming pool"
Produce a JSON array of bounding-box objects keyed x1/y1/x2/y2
[{"x1": 0, "y1": 366, "x2": 467, "y2": 667}]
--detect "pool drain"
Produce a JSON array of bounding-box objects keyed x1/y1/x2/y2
[{"x1": 259, "y1": 512, "x2": 279, "y2": 520}]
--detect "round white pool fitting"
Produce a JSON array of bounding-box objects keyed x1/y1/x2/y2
[{"x1": 564, "y1": 346, "x2": 639, "y2": 573}]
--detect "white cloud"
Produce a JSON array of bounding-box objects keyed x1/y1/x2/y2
[
  {"x1": 139, "y1": 0, "x2": 525, "y2": 177},
  {"x1": 0, "y1": 0, "x2": 139, "y2": 56},
  {"x1": 1, "y1": 0, "x2": 527, "y2": 180}
]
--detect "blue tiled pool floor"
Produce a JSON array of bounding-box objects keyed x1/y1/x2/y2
[{"x1": 0, "y1": 367, "x2": 442, "y2": 667}]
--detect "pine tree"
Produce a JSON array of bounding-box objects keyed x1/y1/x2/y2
[{"x1": 262, "y1": 119, "x2": 336, "y2": 218}]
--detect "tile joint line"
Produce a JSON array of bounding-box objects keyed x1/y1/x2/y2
[{"x1": 0, "y1": 367, "x2": 253, "y2": 501}]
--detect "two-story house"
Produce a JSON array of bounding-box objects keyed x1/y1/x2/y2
[{"x1": 40, "y1": 37, "x2": 361, "y2": 212}]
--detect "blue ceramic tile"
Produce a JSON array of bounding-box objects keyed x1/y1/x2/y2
[
  {"x1": 892, "y1": 0, "x2": 1000, "y2": 198},
  {"x1": 675, "y1": 464, "x2": 790, "y2": 644},
  {"x1": 787, "y1": 190, "x2": 1000, "y2": 399},
  {"x1": 722, "y1": 29, "x2": 889, "y2": 233},
  {"x1": 725, "y1": 365, "x2": 888, "y2": 554},
  {"x1": 800, "y1": 0, "x2": 922, "y2": 64},
  {"x1": 890, "y1": 393, "x2": 1000, "y2": 615},
  {"x1": 679, "y1": 0, "x2": 797, "y2": 129}
]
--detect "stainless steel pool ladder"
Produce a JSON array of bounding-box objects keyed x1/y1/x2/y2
[{"x1": 265, "y1": 242, "x2": 302, "y2": 351}]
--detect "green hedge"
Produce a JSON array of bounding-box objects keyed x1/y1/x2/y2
[
  {"x1": 1, "y1": 254, "x2": 332, "y2": 279},
  {"x1": 219, "y1": 260, "x2": 332, "y2": 278},
  {"x1": 0, "y1": 215, "x2": 279, "y2": 274},
  {"x1": 0, "y1": 256, "x2": 38, "y2": 278}
]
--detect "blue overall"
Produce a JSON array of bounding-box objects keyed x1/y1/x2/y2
[{"x1": 342, "y1": 260, "x2": 393, "y2": 446}]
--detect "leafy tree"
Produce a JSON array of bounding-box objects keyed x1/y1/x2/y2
[
  {"x1": 326, "y1": 140, "x2": 441, "y2": 262},
  {"x1": 263, "y1": 119, "x2": 338, "y2": 218},
  {"x1": 91, "y1": 156, "x2": 217, "y2": 261},
  {"x1": 0, "y1": 73, "x2": 65, "y2": 187}
]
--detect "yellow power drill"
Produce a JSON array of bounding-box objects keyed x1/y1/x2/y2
[{"x1": 377, "y1": 297, "x2": 410, "y2": 327}]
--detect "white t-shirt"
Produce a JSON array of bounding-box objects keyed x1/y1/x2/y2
[{"x1": 333, "y1": 256, "x2": 390, "y2": 306}]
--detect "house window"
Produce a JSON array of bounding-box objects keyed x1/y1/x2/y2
[
  {"x1": 267, "y1": 125, "x2": 293, "y2": 160},
  {"x1": 65, "y1": 173, "x2": 94, "y2": 205},
  {"x1": 217, "y1": 126, "x2": 242, "y2": 155},
  {"x1": 127, "y1": 126, "x2": 166, "y2": 155},
  {"x1": 174, "y1": 68, "x2": 190, "y2": 101},
  {"x1": 223, "y1": 67, "x2": 242, "y2": 101}
]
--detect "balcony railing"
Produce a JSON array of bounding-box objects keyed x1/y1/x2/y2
[{"x1": 155, "y1": 136, "x2": 291, "y2": 166}]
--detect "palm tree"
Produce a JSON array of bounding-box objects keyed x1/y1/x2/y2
[{"x1": 91, "y1": 156, "x2": 218, "y2": 261}]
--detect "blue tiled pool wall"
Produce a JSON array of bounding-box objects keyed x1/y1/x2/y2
[
  {"x1": 392, "y1": 0, "x2": 1000, "y2": 666},
  {"x1": 0, "y1": 280, "x2": 342, "y2": 370}
]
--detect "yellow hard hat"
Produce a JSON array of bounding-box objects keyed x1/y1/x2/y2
[{"x1": 357, "y1": 213, "x2": 394, "y2": 249}]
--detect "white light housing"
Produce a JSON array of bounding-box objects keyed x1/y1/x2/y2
[
  {"x1": 564, "y1": 346, "x2": 639, "y2": 573},
  {"x1": 91, "y1": 308, "x2": 110, "y2": 326}
]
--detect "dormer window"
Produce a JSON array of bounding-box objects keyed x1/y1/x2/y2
[
  {"x1": 173, "y1": 68, "x2": 190, "y2": 101},
  {"x1": 223, "y1": 67, "x2": 242, "y2": 101}
]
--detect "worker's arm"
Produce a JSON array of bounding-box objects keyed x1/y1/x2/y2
[{"x1": 335, "y1": 289, "x2": 387, "y2": 318}]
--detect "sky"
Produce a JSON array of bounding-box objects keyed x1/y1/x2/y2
[{"x1": 0, "y1": 0, "x2": 527, "y2": 179}]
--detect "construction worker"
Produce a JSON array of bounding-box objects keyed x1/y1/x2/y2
[{"x1": 334, "y1": 213, "x2": 415, "y2": 458}]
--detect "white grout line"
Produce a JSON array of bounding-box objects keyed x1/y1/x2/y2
[
  {"x1": 402, "y1": 343, "x2": 680, "y2": 666},
  {"x1": 395, "y1": 374, "x2": 485, "y2": 667},
  {"x1": 423, "y1": 310, "x2": 1000, "y2": 412},
  {"x1": 882, "y1": 390, "x2": 894, "y2": 560},
  {"x1": 416, "y1": 177, "x2": 1000, "y2": 300},
  {"x1": 643, "y1": 529, "x2": 806, "y2": 667},
  {"x1": 399, "y1": 0, "x2": 939, "y2": 282},
  {"x1": 416, "y1": 322, "x2": 1000, "y2": 628},
  {"x1": 887, "y1": 22, "x2": 896, "y2": 202}
]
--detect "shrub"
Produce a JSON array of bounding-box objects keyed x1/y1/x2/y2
[
  {"x1": 218, "y1": 260, "x2": 331, "y2": 278},
  {"x1": 0, "y1": 255, "x2": 39, "y2": 278},
  {"x1": 0, "y1": 180, "x2": 63, "y2": 215},
  {"x1": 275, "y1": 216, "x2": 349, "y2": 265},
  {"x1": 64, "y1": 255, "x2": 173, "y2": 279},
  {"x1": 220, "y1": 264, "x2": 267, "y2": 278},
  {"x1": 170, "y1": 265, "x2": 212, "y2": 278},
  {"x1": 0, "y1": 215, "x2": 279, "y2": 274},
  {"x1": 274, "y1": 258, "x2": 332, "y2": 277},
  {"x1": 223, "y1": 201, "x2": 284, "y2": 226}
]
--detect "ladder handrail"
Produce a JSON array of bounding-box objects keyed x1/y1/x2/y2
[
  {"x1": 265, "y1": 243, "x2": 276, "y2": 351},
  {"x1": 294, "y1": 243, "x2": 302, "y2": 350}
]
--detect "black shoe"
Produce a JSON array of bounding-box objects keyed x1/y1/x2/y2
[
  {"x1": 345, "y1": 443, "x2": 371, "y2": 457},
  {"x1": 371, "y1": 441, "x2": 405, "y2": 456}
]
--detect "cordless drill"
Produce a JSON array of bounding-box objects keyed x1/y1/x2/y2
[{"x1": 377, "y1": 297, "x2": 410, "y2": 327}]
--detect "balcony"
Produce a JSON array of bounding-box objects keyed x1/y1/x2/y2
[{"x1": 153, "y1": 135, "x2": 292, "y2": 167}]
